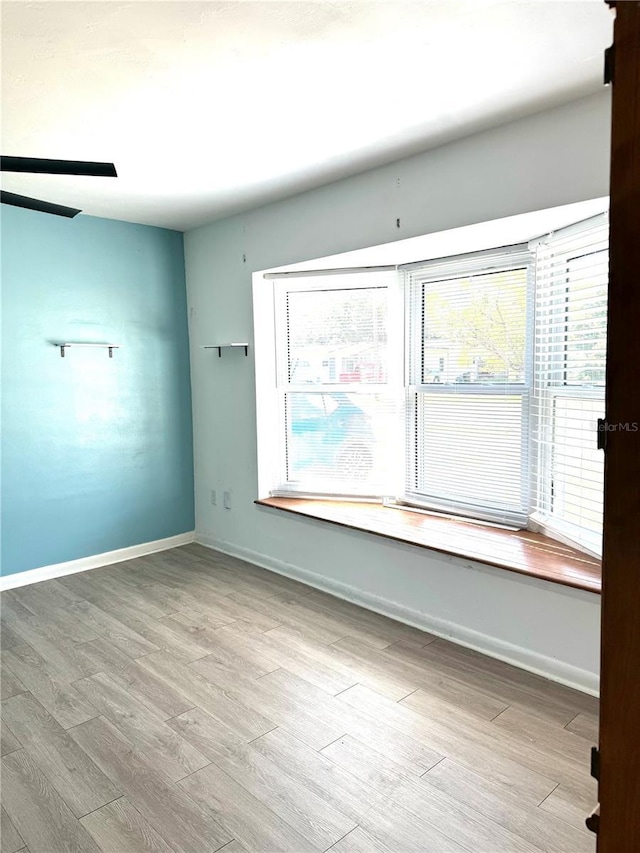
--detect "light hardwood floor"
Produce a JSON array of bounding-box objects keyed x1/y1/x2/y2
[{"x1": 0, "y1": 544, "x2": 598, "y2": 853}]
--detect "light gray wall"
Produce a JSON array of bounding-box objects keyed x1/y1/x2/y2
[{"x1": 184, "y1": 91, "x2": 610, "y2": 694}]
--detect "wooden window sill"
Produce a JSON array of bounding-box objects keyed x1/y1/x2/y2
[{"x1": 255, "y1": 497, "x2": 602, "y2": 594}]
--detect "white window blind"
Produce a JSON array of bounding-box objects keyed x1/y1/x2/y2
[
  {"x1": 273, "y1": 270, "x2": 401, "y2": 496},
  {"x1": 532, "y1": 213, "x2": 609, "y2": 555},
  {"x1": 403, "y1": 248, "x2": 533, "y2": 526}
]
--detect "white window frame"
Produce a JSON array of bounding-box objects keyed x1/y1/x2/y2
[
  {"x1": 530, "y1": 238, "x2": 608, "y2": 557},
  {"x1": 269, "y1": 268, "x2": 404, "y2": 498},
  {"x1": 401, "y1": 246, "x2": 534, "y2": 527},
  {"x1": 531, "y1": 386, "x2": 605, "y2": 557}
]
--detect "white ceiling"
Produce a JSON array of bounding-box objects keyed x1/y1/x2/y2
[{"x1": 2, "y1": 1, "x2": 613, "y2": 231}]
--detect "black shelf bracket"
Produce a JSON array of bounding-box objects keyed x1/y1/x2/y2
[{"x1": 203, "y1": 344, "x2": 249, "y2": 358}]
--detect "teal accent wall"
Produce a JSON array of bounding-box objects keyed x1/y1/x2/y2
[{"x1": 1, "y1": 207, "x2": 194, "y2": 577}]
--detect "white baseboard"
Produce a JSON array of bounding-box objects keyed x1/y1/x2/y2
[
  {"x1": 196, "y1": 532, "x2": 599, "y2": 697},
  {"x1": 0, "y1": 532, "x2": 196, "y2": 591}
]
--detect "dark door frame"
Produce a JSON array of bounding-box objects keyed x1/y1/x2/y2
[{"x1": 598, "y1": 2, "x2": 640, "y2": 849}]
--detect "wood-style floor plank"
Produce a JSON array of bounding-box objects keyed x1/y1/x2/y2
[
  {"x1": 140, "y1": 613, "x2": 231, "y2": 662},
  {"x1": 167, "y1": 705, "x2": 246, "y2": 757},
  {"x1": 0, "y1": 693, "x2": 120, "y2": 818},
  {"x1": 1, "y1": 750, "x2": 101, "y2": 853},
  {"x1": 10, "y1": 588, "x2": 97, "y2": 646},
  {"x1": 207, "y1": 667, "x2": 348, "y2": 751},
  {"x1": 1, "y1": 598, "x2": 96, "y2": 683},
  {"x1": 181, "y1": 543, "x2": 315, "y2": 600},
  {"x1": 182, "y1": 626, "x2": 278, "y2": 681},
  {"x1": 69, "y1": 716, "x2": 231, "y2": 853},
  {"x1": 135, "y1": 559, "x2": 282, "y2": 632},
  {"x1": 297, "y1": 587, "x2": 436, "y2": 648},
  {"x1": 1, "y1": 667, "x2": 28, "y2": 702},
  {"x1": 140, "y1": 550, "x2": 244, "y2": 599},
  {"x1": 66, "y1": 601, "x2": 159, "y2": 659},
  {"x1": 203, "y1": 622, "x2": 358, "y2": 696},
  {"x1": 138, "y1": 650, "x2": 275, "y2": 742},
  {"x1": 265, "y1": 626, "x2": 414, "y2": 700},
  {"x1": 424, "y1": 758, "x2": 594, "y2": 852},
  {"x1": 79, "y1": 797, "x2": 174, "y2": 853},
  {"x1": 1, "y1": 805, "x2": 25, "y2": 853},
  {"x1": 78, "y1": 638, "x2": 193, "y2": 720},
  {"x1": 340, "y1": 682, "x2": 558, "y2": 803},
  {"x1": 59, "y1": 570, "x2": 171, "y2": 617},
  {"x1": 165, "y1": 581, "x2": 282, "y2": 633},
  {"x1": 328, "y1": 826, "x2": 390, "y2": 853},
  {"x1": 178, "y1": 761, "x2": 313, "y2": 853},
  {"x1": 38, "y1": 578, "x2": 85, "y2": 605},
  {"x1": 359, "y1": 797, "x2": 470, "y2": 853},
  {"x1": 263, "y1": 590, "x2": 409, "y2": 651},
  {"x1": 2, "y1": 645, "x2": 98, "y2": 729},
  {"x1": 170, "y1": 707, "x2": 355, "y2": 850},
  {"x1": 401, "y1": 686, "x2": 595, "y2": 803},
  {"x1": 247, "y1": 727, "x2": 385, "y2": 824},
  {"x1": 8, "y1": 585, "x2": 86, "y2": 623},
  {"x1": 227, "y1": 590, "x2": 344, "y2": 645},
  {"x1": 565, "y1": 712, "x2": 599, "y2": 743},
  {"x1": 73, "y1": 672, "x2": 210, "y2": 782},
  {"x1": 255, "y1": 667, "x2": 443, "y2": 774},
  {"x1": 216, "y1": 741, "x2": 356, "y2": 850},
  {"x1": 539, "y1": 784, "x2": 596, "y2": 833},
  {"x1": 0, "y1": 545, "x2": 598, "y2": 853},
  {"x1": 491, "y1": 704, "x2": 594, "y2": 766},
  {"x1": 366, "y1": 636, "x2": 512, "y2": 719},
  {"x1": 414, "y1": 638, "x2": 598, "y2": 724},
  {"x1": 1, "y1": 719, "x2": 22, "y2": 757},
  {"x1": 0, "y1": 621, "x2": 24, "y2": 653},
  {"x1": 390, "y1": 773, "x2": 542, "y2": 853},
  {"x1": 321, "y1": 733, "x2": 417, "y2": 796},
  {"x1": 217, "y1": 842, "x2": 249, "y2": 853},
  {"x1": 62, "y1": 573, "x2": 174, "y2": 621}
]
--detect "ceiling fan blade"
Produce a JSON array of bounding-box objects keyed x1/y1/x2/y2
[
  {"x1": 1, "y1": 156, "x2": 117, "y2": 177},
  {"x1": 1, "y1": 191, "x2": 81, "y2": 218}
]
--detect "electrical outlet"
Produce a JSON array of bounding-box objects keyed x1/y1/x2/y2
[
  {"x1": 210, "y1": 489, "x2": 216, "y2": 506},
  {"x1": 223, "y1": 490, "x2": 232, "y2": 510}
]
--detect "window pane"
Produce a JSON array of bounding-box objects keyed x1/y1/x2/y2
[
  {"x1": 549, "y1": 395, "x2": 604, "y2": 537},
  {"x1": 287, "y1": 287, "x2": 387, "y2": 384},
  {"x1": 533, "y1": 212, "x2": 608, "y2": 552},
  {"x1": 414, "y1": 392, "x2": 526, "y2": 516},
  {"x1": 285, "y1": 391, "x2": 397, "y2": 489},
  {"x1": 564, "y1": 251, "x2": 608, "y2": 386},
  {"x1": 422, "y1": 268, "x2": 528, "y2": 385}
]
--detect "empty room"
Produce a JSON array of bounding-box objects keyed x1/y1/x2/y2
[{"x1": 2, "y1": 1, "x2": 639, "y2": 852}]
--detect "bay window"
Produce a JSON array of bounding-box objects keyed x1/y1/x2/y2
[{"x1": 261, "y1": 211, "x2": 608, "y2": 556}]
